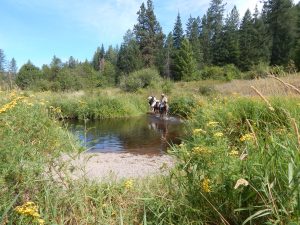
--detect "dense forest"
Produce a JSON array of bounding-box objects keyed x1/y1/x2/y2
[{"x1": 1, "y1": 0, "x2": 300, "y2": 91}]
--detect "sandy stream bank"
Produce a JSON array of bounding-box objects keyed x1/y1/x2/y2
[{"x1": 57, "y1": 152, "x2": 175, "y2": 181}]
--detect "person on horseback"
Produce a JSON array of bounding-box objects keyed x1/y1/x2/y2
[{"x1": 159, "y1": 93, "x2": 169, "y2": 114}]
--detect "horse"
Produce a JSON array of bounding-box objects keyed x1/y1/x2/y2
[
  {"x1": 159, "y1": 102, "x2": 168, "y2": 118},
  {"x1": 148, "y1": 96, "x2": 168, "y2": 117},
  {"x1": 148, "y1": 96, "x2": 159, "y2": 113}
]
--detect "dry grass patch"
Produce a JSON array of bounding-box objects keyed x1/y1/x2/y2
[{"x1": 215, "y1": 74, "x2": 300, "y2": 96}]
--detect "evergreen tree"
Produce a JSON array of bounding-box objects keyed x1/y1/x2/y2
[
  {"x1": 294, "y1": 2, "x2": 300, "y2": 69},
  {"x1": 163, "y1": 32, "x2": 174, "y2": 78},
  {"x1": 252, "y1": 6, "x2": 271, "y2": 65},
  {"x1": 200, "y1": 14, "x2": 212, "y2": 65},
  {"x1": 92, "y1": 47, "x2": 103, "y2": 71},
  {"x1": 68, "y1": 56, "x2": 77, "y2": 69},
  {"x1": 264, "y1": 0, "x2": 296, "y2": 65},
  {"x1": 8, "y1": 58, "x2": 17, "y2": 89},
  {"x1": 16, "y1": 61, "x2": 41, "y2": 89},
  {"x1": 134, "y1": 0, "x2": 164, "y2": 67},
  {"x1": 200, "y1": 0, "x2": 225, "y2": 65},
  {"x1": 117, "y1": 30, "x2": 143, "y2": 75},
  {"x1": 49, "y1": 55, "x2": 63, "y2": 81},
  {"x1": 105, "y1": 45, "x2": 118, "y2": 66},
  {"x1": 186, "y1": 16, "x2": 203, "y2": 68},
  {"x1": 207, "y1": 0, "x2": 225, "y2": 65},
  {"x1": 219, "y1": 6, "x2": 240, "y2": 66},
  {"x1": 9, "y1": 58, "x2": 17, "y2": 74},
  {"x1": 173, "y1": 13, "x2": 184, "y2": 49},
  {"x1": 0, "y1": 49, "x2": 6, "y2": 72},
  {"x1": 239, "y1": 10, "x2": 256, "y2": 71},
  {"x1": 174, "y1": 39, "x2": 198, "y2": 81}
]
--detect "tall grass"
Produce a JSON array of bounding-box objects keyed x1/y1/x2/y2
[
  {"x1": 167, "y1": 96, "x2": 300, "y2": 224},
  {"x1": 1, "y1": 86, "x2": 300, "y2": 224}
]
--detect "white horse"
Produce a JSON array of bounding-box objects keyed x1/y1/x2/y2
[{"x1": 148, "y1": 96, "x2": 159, "y2": 112}]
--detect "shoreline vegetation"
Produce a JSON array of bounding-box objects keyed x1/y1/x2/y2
[{"x1": 1, "y1": 75, "x2": 300, "y2": 224}]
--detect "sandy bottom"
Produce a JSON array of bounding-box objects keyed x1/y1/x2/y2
[{"x1": 58, "y1": 152, "x2": 175, "y2": 181}]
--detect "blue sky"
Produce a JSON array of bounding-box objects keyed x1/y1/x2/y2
[{"x1": 0, "y1": 0, "x2": 266, "y2": 69}]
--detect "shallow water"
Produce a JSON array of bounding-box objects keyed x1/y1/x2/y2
[{"x1": 67, "y1": 115, "x2": 185, "y2": 155}]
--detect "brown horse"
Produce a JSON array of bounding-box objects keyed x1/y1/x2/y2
[{"x1": 159, "y1": 102, "x2": 168, "y2": 118}]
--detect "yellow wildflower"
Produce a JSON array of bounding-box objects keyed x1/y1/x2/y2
[
  {"x1": 37, "y1": 219, "x2": 45, "y2": 225},
  {"x1": 193, "y1": 128, "x2": 206, "y2": 135},
  {"x1": 0, "y1": 97, "x2": 23, "y2": 114},
  {"x1": 229, "y1": 150, "x2": 239, "y2": 156},
  {"x1": 192, "y1": 146, "x2": 212, "y2": 154},
  {"x1": 240, "y1": 133, "x2": 255, "y2": 142},
  {"x1": 207, "y1": 121, "x2": 219, "y2": 127},
  {"x1": 15, "y1": 201, "x2": 42, "y2": 218},
  {"x1": 201, "y1": 178, "x2": 211, "y2": 193},
  {"x1": 124, "y1": 179, "x2": 134, "y2": 189},
  {"x1": 179, "y1": 142, "x2": 185, "y2": 147},
  {"x1": 214, "y1": 132, "x2": 223, "y2": 137}
]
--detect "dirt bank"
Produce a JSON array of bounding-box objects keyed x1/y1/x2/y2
[{"x1": 58, "y1": 152, "x2": 175, "y2": 181}]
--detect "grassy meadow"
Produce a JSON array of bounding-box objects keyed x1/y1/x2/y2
[{"x1": 1, "y1": 75, "x2": 300, "y2": 224}]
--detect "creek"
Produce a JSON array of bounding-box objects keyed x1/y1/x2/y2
[{"x1": 68, "y1": 115, "x2": 185, "y2": 155}]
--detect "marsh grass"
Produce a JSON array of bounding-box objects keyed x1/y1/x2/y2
[{"x1": 215, "y1": 74, "x2": 300, "y2": 96}]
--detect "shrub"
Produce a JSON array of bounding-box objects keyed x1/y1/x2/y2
[
  {"x1": 120, "y1": 68, "x2": 162, "y2": 92},
  {"x1": 200, "y1": 65, "x2": 241, "y2": 81},
  {"x1": 169, "y1": 95, "x2": 197, "y2": 118},
  {"x1": 161, "y1": 79, "x2": 174, "y2": 95},
  {"x1": 198, "y1": 85, "x2": 216, "y2": 96}
]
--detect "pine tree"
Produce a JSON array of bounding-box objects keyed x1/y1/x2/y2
[
  {"x1": 173, "y1": 13, "x2": 184, "y2": 49},
  {"x1": 134, "y1": 0, "x2": 164, "y2": 67},
  {"x1": 200, "y1": 14, "x2": 212, "y2": 65},
  {"x1": 294, "y1": 2, "x2": 300, "y2": 69},
  {"x1": 8, "y1": 58, "x2": 17, "y2": 89},
  {"x1": 200, "y1": 0, "x2": 225, "y2": 66},
  {"x1": 239, "y1": 10, "x2": 256, "y2": 71},
  {"x1": 68, "y1": 56, "x2": 77, "y2": 69},
  {"x1": 186, "y1": 16, "x2": 203, "y2": 68},
  {"x1": 208, "y1": 0, "x2": 225, "y2": 65},
  {"x1": 219, "y1": 6, "x2": 240, "y2": 66},
  {"x1": 264, "y1": 0, "x2": 296, "y2": 65},
  {"x1": 174, "y1": 39, "x2": 198, "y2": 81},
  {"x1": 92, "y1": 47, "x2": 102, "y2": 71},
  {"x1": 117, "y1": 30, "x2": 143, "y2": 75},
  {"x1": 163, "y1": 32, "x2": 174, "y2": 78},
  {"x1": 105, "y1": 45, "x2": 118, "y2": 66},
  {"x1": 252, "y1": 6, "x2": 271, "y2": 65},
  {"x1": 0, "y1": 49, "x2": 6, "y2": 72},
  {"x1": 16, "y1": 61, "x2": 41, "y2": 89},
  {"x1": 50, "y1": 55, "x2": 62, "y2": 81}
]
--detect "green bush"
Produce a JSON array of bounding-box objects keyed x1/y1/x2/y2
[
  {"x1": 169, "y1": 95, "x2": 197, "y2": 118},
  {"x1": 120, "y1": 68, "x2": 162, "y2": 92},
  {"x1": 161, "y1": 79, "x2": 174, "y2": 95},
  {"x1": 200, "y1": 65, "x2": 241, "y2": 81},
  {"x1": 198, "y1": 85, "x2": 216, "y2": 96}
]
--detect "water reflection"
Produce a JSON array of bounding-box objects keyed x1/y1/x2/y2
[{"x1": 68, "y1": 115, "x2": 185, "y2": 155}]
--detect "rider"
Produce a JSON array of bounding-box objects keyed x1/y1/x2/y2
[{"x1": 160, "y1": 93, "x2": 169, "y2": 112}]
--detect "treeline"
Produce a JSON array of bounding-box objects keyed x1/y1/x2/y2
[{"x1": 1, "y1": 0, "x2": 300, "y2": 91}]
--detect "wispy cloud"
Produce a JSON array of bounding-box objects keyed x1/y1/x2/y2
[{"x1": 10, "y1": 0, "x2": 144, "y2": 44}]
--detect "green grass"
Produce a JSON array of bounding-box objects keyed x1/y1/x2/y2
[{"x1": 1, "y1": 86, "x2": 300, "y2": 224}]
